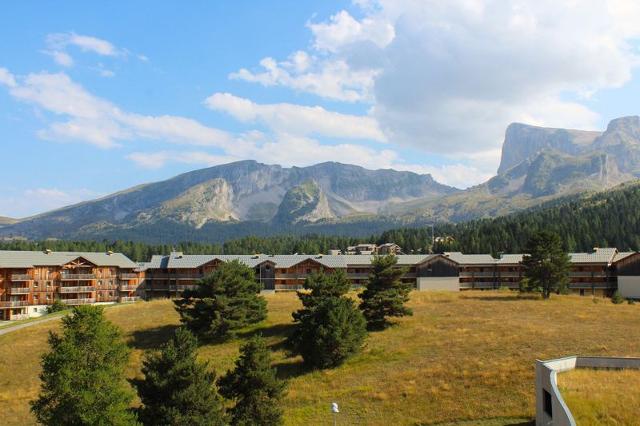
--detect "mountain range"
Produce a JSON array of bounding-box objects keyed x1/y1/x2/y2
[{"x1": 2, "y1": 116, "x2": 639, "y2": 243}]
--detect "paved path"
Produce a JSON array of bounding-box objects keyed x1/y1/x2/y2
[{"x1": 0, "y1": 314, "x2": 63, "y2": 336}]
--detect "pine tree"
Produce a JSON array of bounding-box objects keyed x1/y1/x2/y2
[
  {"x1": 218, "y1": 335, "x2": 286, "y2": 426},
  {"x1": 290, "y1": 271, "x2": 367, "y2": 369},
  {"x1": 174, "y1": 260, "x2": 267, "y2": 340},
  {"x1": 134, "y1": 327, "x2": 225, "y2": 426},
  {"x1": 520, "y1": 231, "x2": 571, "y2": 299},
  {"x1": 359, "y1": 255, "x2": 413, "y2": 330},
  {"x1": 31, "y1": 306, "x2": 137, "y2": 425}
]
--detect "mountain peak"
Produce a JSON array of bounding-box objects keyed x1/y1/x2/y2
[{"x1": 605, "y1": 116, "x2": 640, "y2": 135}]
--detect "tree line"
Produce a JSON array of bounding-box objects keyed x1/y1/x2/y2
[{"x1": 4, "y1": 181, "x2": 640, "y2": 259}]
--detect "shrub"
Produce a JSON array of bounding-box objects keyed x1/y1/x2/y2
[
  {"x1": 46, "y1": 299, "x2": 66, "y2": 314},
  {"x1": 611, "y1": 291, "x2": 624, "y2": 304}
]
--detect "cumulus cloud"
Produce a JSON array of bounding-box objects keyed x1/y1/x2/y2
[
  {"x1": 3, "y1": 71, "x2": 233, "y2": 149},
  {"x1": 233, "y1": 0, "x2": 640, "y2": 172},
  {"x1": 229, "y1": 52, "x2": 377, "y2": 102},
  {"x1": 204, "y1": 92, "x2": 385, "y2": 141}
]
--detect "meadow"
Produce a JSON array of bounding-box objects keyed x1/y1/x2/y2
[
  {"x1": 1, "y1": 291, "x2": 639, "y2": 425},
  {"x1": 559, "y1": 368, "x2": 640, "y2": 426}
]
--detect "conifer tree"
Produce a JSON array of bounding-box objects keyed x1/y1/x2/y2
[
  {"x1": 359, "y1": 255, "x2": 413, "y2": 330},
  {"x1": 174, "y1": 260, "x2": 267, "y2": 340},
  {"x1": 218, "y1": 335, "x2": 286, "y2": 426},
  {"x1": 134, "y1": 327, "x2": 225, "y2": 426},
  {"x1": 290, "y1": 270, "x2": 367, "y2": 369},
  {"x1": 31, "y1": 306, "x2": 137, "y2": 425},
  {"x1": 520, "y1": 231, "x2": 571, "y2": 299}
]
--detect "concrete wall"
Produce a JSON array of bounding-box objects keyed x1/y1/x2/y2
[
  {"x1": 26, "y1": 305, "x2": 48, "y2": 318},
  {"x1": 617, "y1": 276, "x2": 640, "y2": 299},
  {"x1": 535, "y1": 356, "x2": 640, "y2": 426},
  {"x1": 416, "y1": 276, "x2": 460, "y2": 291}
]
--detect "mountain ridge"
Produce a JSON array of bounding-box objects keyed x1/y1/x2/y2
[{"x1": 1, "y1": 115, "x2": 639, "y2": 243}]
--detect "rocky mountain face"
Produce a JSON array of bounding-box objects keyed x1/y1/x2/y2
[
  {"x1": 0, "y1": 161, "x2": 457, "y2": 240},
  {"x1": 2, "y1": 116, "x2": 639, "y2": 243},
  {"x1": 382, "y1": 116, "x2": 640, "y2": 222}
]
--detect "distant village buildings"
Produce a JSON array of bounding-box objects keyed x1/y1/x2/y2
[{"x1": 2, "y1": 246, "x2": 640, "y2": 320}]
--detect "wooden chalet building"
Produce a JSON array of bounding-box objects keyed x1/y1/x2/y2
[
  {"x1": 0, "y1": 250, "x2": 144, "y2": 320},
  {"x1": 141, "y1": 248, "x2": 640, "y2": 299}
]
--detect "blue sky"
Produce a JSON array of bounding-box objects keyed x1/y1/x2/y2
[{"x1": 1, "y1": 1, "x2": 639, "y2": 217}]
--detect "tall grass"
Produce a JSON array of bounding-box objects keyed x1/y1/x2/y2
[{"x1": 0, "y1": 292, "x2": 639, "y2": 425}]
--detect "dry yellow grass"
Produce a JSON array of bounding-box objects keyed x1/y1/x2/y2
[
  {"x1": 559, "y1": 368, "x2": 640, "y2": 425},
  {"x1": 1, "y1": 291, "x2": 639, "y2": 425}
]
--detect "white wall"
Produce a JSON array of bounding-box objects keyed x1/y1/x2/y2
[
  {"x1": 416, "y1": 277, "x2": 460, "y2": 291},
  {"x1": 26, "y1": 305, "x2": 48, "y2": 318},
  {"x1": 618, "y1": 276, "x2": 640, "y2": 299}
]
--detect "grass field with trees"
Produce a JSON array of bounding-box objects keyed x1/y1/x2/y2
[{"x1": 1, "y1": 292, "x2": 639, "y2": 425}]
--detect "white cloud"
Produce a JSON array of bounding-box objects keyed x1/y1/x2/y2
[
  {"x1": 0, "y1": 188, "x2": 101, "y2": 218},
  {"x1": 43, "y1": 50, "x2": 74, "y2": 67},
  {"x1": 308, "y1": 10, "x2": 395, "y2": 52},
  {"x1": 204, "y1": 92, "x2": 386, "y2": 141},
  {"x1": 46, "y1": 32, "x2": 121, "y2": 57},
  {"x1": 230, "y1": 53, "x2": 377, "y2": 102},
  {"x1": 4, "y1": 71, "x2": 233, "y2": 149},
  {"x1": 0, "y1": 67, "x2": 16, "y2": 87},
  {"x1": 126, "y1": 151, "x2": 237, "y2": 169},
  {"x1": 233, "y1": 0, "x2": 640, "y2": 177}
]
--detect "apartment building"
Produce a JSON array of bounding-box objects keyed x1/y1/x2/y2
[
  {"x1": 141, "y1": 248, "x2": 640, "y2": 298},
  {"x1": 0, "y1": 250, "x2": 143, "y2": 320}
]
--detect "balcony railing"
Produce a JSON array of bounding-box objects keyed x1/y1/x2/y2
[
  {"x1": 61, "y1": 298, "x2": 96, "y2": 305},
  {"x1": 119, "y1": 285, "x2": 138, "y2": 292},
  {"x1": 10, "y1": 274, "x2": 32, "y2": 281},
  {"x1": 9, "y1": 287, "x2": 31, "y2": 294},
  {"x1": 59, "y1": 286, "x2": 96, "y2": 293},
  {"x1": 60, "y1": 274, "x2": 96, "y2": 280},
  {"x1": 120, "y1": 296, "x2": 139, "y2": 303},
  {"x1": 0, "y1": 300, "x2": 30, "y2": 308},
  {"x1": 119, "y1": 273, "x2": 138, "y2": 280}
]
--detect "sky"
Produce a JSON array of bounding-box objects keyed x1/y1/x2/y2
[{"x1": 1, "y1": 0, "x2": 639, "y2": 218}]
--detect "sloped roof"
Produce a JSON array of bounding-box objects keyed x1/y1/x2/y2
[
  {"x1": 569, "y1": 248, "x2": 617, "y2": 264},
  {"x1": 496, "y1": 254, "x2": 525, "y2": 264},
  {"x1": 0, "y1": 250, "x2": 137, "y2": 269},
  {"x1": 444, "y1": 252, "x2": 496, "y2": 265},
  {"x1": 613, "y1": 251, "x2": 636, "y2": 263}
]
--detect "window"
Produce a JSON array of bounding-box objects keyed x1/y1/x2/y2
[{"x1": 543, "y1": 389, "x2": 553, "y2": 417}]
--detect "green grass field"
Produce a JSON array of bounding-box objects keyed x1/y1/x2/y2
[
  {"x1": 1, "y1": 291, "x2": 639, "y2": 425},
  {"x1": 559, "y1": 368, "x2": 640, "y2": 426}
]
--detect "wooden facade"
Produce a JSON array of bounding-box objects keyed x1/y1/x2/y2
[{"x1": 0, "y1": 251, "x2": 144, "y2": 320}]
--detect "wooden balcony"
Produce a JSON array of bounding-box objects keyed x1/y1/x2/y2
[
  {"x1": 59, "y1": 286, "x2": 96, "y2": 293},
  {"x1": 9, "y1": 287, "x2": 31, "y2": 294},
  {"x1": 61, "y1": 298, "x2": 96, "y2": 305},
  {"x1": 119, "y1": 285, "x2": 138, "y2": 292},
  {"x1": 119, "y1": 273, "x2": 138, "y2": 280},
  {"x1": 60, "y1": 274, "x2": 96, "y2": 280},
  {"x1": 0, "y1": 300, "x2": 30, "y2": 308},
  {"x1": 10, "y1": 274, "x2": 32, "y2": 281}
]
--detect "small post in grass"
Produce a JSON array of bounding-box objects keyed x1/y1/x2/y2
[{"x1": 331, "y1": 402, "x2": 339, "y2": 425}]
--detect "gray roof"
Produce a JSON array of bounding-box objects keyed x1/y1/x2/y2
[
  {"x1": 0, "y1": 250, "x2": 137, "y2": 269},
  {"x1": 444, "y1": 252, "x2": 496, "y2": 265},
  {"x1": 496, "y1": 254, "x2": 525, "y2": 264},
  {"x1": 569, "y1": 248, "x2": 618, "y2": 264},
  {"x1": 613, "y1": 251, "x2": 637, "y2": 263},
  {"x1": 144, "y1": 253, "x2": 433, "y2": 270},
  {"x1": 139, "y1": 248, "x2": 632, "y2": 270}
]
